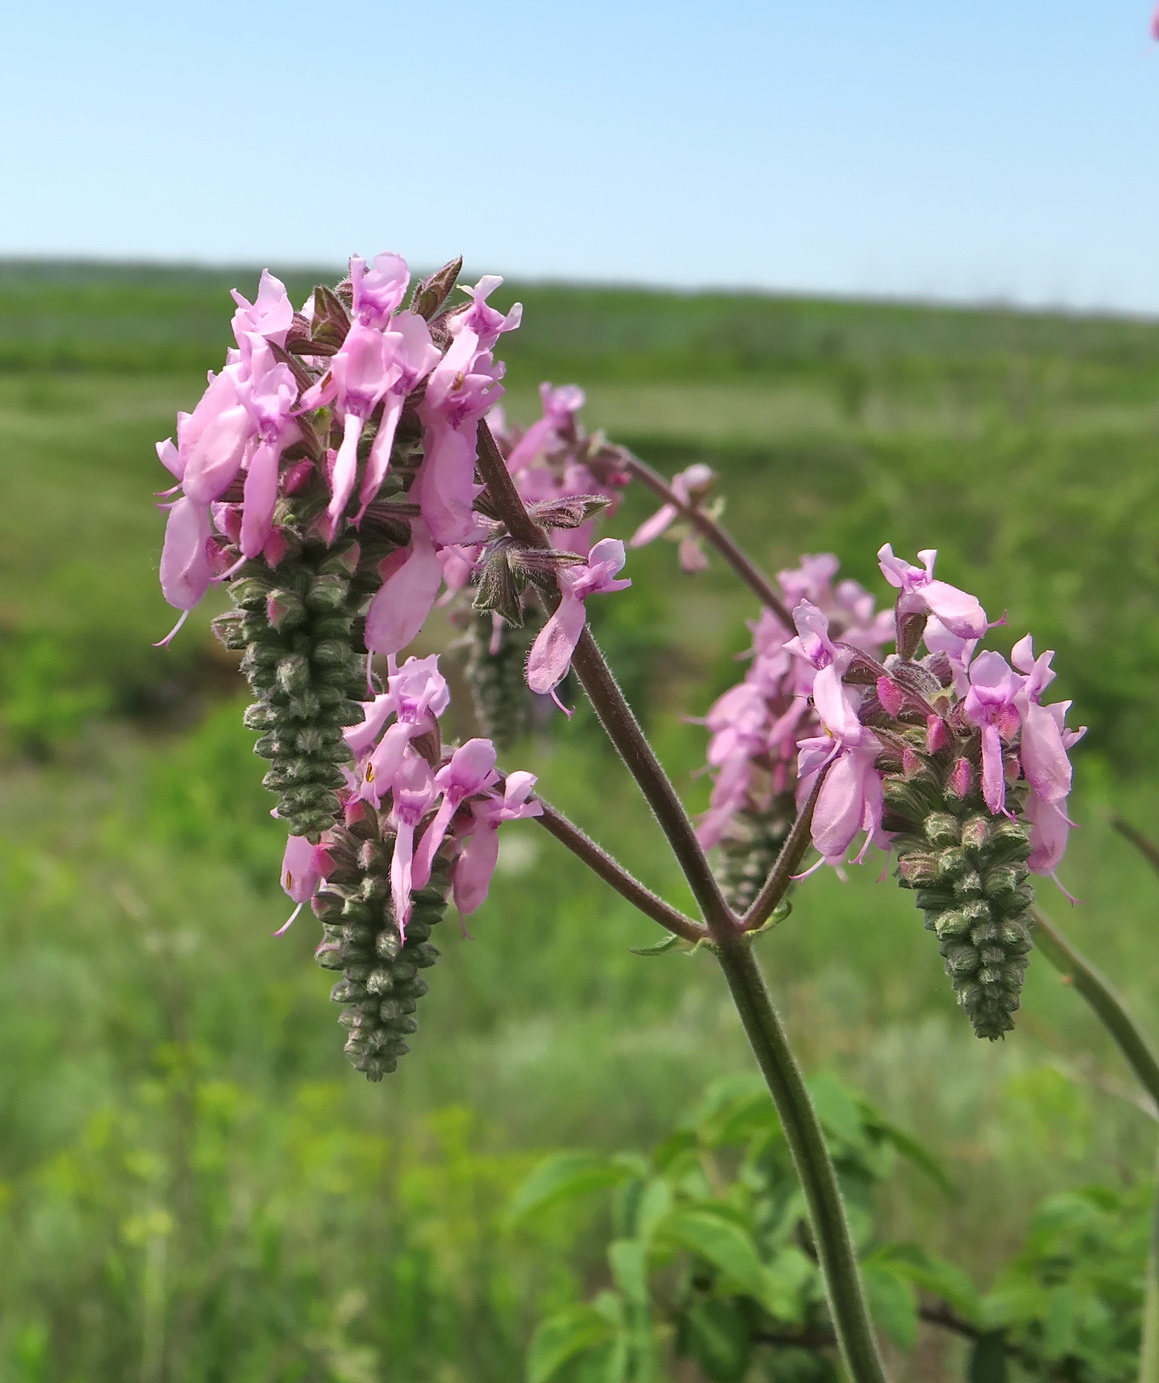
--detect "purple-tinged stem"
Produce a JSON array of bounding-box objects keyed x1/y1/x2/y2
[
  {"x1": 622, "y1": 452, "x2": 794, "y2": 628},
  {"x1": 477, "y1": 420, "x2": 892, "y2": 1383},
  {"x1": 476, "y1": 420, "x2": 732, "y2": 932},
  {"x1": 534, "y1": 797, "x2": 707, "y2": 945}
]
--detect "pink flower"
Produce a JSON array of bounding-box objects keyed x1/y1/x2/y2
[
  {"x1": 963, "y1": 651, "x2": 1023, "y2": 815},
  {"x1": 236, "y1": 354, "x2": 300, "y2": 558},
  {"x1": 411, "y1": 739, "x2": 500, "y2": 889},
  {"x1": 416, "y1": 277, "x2": 521, "y2": 545},
  {"x1": 277, "y1": 835, "x2": 332, "y2": 935},
  {"x1": 304, "y1": 311, "x2": 439, "y2": 538},
  {"x1": 157, "y1": 496, "x2": 214, "y2": 634},
  {"x1": 348, "y1": 655, "x2": 451, "y2": 800},
  {"x1": 507, "y1": 383, "x2": 586, "y2": 474},
  {"x1": 451, "y1": 772, "x2": 542, "y2": 916},
  {"x1": 877, "y1": 545, "x2": 988, "y2": 640},
  {"x1": 387, "y1": 751, "x2": 438, "y2": 938},
  {"x1": 526, "y1": 538, "x2": 631, "y2": 704},
  {"x1": 230, "y1": 270, "x2": 294, "y2": 354},
  {"x1": 630, "y1": 463, "x2": 716, "y2": 549},
  {"x1": 349, "y1": 251, "x2": 409, "y2": 328},
  {"x1": 363, "y1": 521, "x2": 444, "y2": 657},
  {"x1": 796, "y1": 680, "x2": 885, "y2": 867},
  {"x1": 1010, "y1": 635, "x2": 1073, "y2": 805},
  {"x1": 171, "y1": 370, "x2": 254, "y2": 506}
]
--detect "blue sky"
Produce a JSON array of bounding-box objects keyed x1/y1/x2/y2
[{"x1": 5, "y1": 0, "x2": 1158, "y2": 309}]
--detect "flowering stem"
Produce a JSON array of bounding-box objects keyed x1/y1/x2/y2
[
  {"x1": 1031, "y1": 907, "x2": 1159, "y2": 1112},
  {"x1": 476, "y1": 423, "x2": 888, "y2": 1378},
  {"x1": 622, "y1": 453, "x2": 794, "y2": 627},
  {"x1": 741, "y1": 768, "x2": 829, "y2": 931},
  {"x1": 713, "y1": 936, "x2": 892, "y2": 1383},
  {"x1": 476, "y1": 420, "x2": 732, "y2": 930},
  {"x1": 533, "y1": 796, "x2": 707, "y2": 944}
]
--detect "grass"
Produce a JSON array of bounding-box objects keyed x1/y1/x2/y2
[{"x1": 1, "y1": 261, "x2": 1158, "y2": 1381}]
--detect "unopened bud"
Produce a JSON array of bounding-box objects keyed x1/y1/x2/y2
[
  {"x1": 948, "y1": 757, "x2": 973, "y2": 799},
  {"x1": 877, "y1": 676, "x2": 905, "y2": 717}
]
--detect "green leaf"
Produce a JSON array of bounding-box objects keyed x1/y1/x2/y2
[
  {"x1": 681, "y1": 1299, "x2": 753, "y2": 1383},
  {"x1": 629, "y1": 933, "x2": 684, "y2": 957},
  {"x1": 877, "y1": 1244, "x2": 980, "y2": 1320},
  {"x1": 509, "y1": 1152, "x2": 630, "y2": 1227},
  {"x1": 632, "y1": 1178, "x2": 674, "y2": 1244},
  {"x1": 806, "y1": 1073, "x2": 869, "y2": 1152},
  {"x1": 967, "y1": 1332, "x2": 1009, "y2": 1383},
  {"x1": 867, "y1": 1117, "x2": 958, "y2": 1200},
  {"x1": 760, "y1": 1247, "x2": 817, "y2": 1325},
  {"x1": 609, "y1": 1239, "x2": 650, "y2": 1305},
  {"x1": 661, "y1": 1207, "x2": 769, "y2": 1302},
  {"x1": 528, "y1": 1305, "x2": 616, "y2": 1383},
  {"x1": 1043, "y1": 1284, "x2": 1077, "y2": 1359},
  {"x1": 863, "y1": 1260, "x2": 918, "y2": 1351}
]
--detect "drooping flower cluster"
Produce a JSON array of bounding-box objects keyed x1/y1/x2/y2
[
  {"x1": 695, "y1": 555, "x2": 892, "y2": 910},
  {"x1": 153, "y1": 254, "x2": 565, "y2": 1076},
  {"x1": 630, "y1": 462, "x2": 718, "y2": 572},
  {"x1": 281, "y1": 655, "x2": 540, "y2": 1080},
  {"x1": 452, "y1": 384, "x2": 634, "y2": 738},
  {"x1": 786, "y1": 545, "x2": 1084, "y2": 1038}
]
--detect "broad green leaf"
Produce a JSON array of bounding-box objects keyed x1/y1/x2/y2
[
  {"x1": 661, "y1": 1207, "x2": 768, "y2": 1301},
  {"x1": 527, "y1": 1305, "x2": 615, "y2": 1383},
  {"x1": 633, "y1": 1178, "x2": 673, "y2": 1244},
  {"x1": 509, "y1": 1152, "x2": 630, "y2": 1227},
  {"x1": 863, "y1": 1260, "x2": 918, "y2": 1351},
  {"x1": 1043, "y1": 1284, "x2": 1077, "y2": 1359},
  {"x1": 805, "y1": 1073, "x2": 869, "y2": 1152},
  {"x1": 978, "y1": 1276, "x2": 1049, "y2": 1331},
  {"x1": 968, "y1": 1332, "x2": 1009, "y2": 1383},
  {"x1": 867, "y1": 1117, "x2": 958, "y2": 1199},
  {"x1": 609, "y1": 1239, "x2": 649, "y2": 1305},
  {"x1": 681, "y1": 1299, "x2": 753, "y2": 1383},
  {"x1": 876, "y1": 1244, "x2": 981, "y2": 1320},
  {"x1": 761, "y1": 1246, "x2": 817, "y2": 1324}
]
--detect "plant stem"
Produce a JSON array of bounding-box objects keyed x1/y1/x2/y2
[
  {"x1": 1111, "y1": 815, "x2": 1159, "y2": 879},
  {"x1": 1032, "y1": 908, "x2": 1159, "y2": 1112},
  {"x1": 533, "y1": 796, "x2": 707, "y2": 944},
  {"x1": 713, "y1": 935, "x2": 891, "y2": 1383},
  {"x1": 477, "y1": 421, "x2": 887, "y2": 1379},
  {"x1": 476, "y1": 420, "x2": 732, "y2": 930},
  {"x1": 741, "y1": 769, "x2": 827, "y2": 931},
  {"x1": 622, "y1": 453, "x2": 794, "y2": 627}
]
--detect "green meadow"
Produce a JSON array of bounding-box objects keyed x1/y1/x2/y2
[{"x1": 1, "y1": 260, "x2": 1159, "y2": 1381}]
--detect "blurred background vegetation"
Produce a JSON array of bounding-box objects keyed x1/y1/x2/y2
[{"x1": 1, "y1": 262, "x2": 1158, "y2": 1381}]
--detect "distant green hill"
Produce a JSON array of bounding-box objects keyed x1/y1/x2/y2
[
  {"x1": 1, "y1": 259, "x2": 1158, "y2": 767},
  {"x1": 3, "y1": 258, "x2": 1158, "y2": 393}
]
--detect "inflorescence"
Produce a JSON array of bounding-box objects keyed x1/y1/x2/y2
[
  {"x1": 155, "y1": 250, "x2": 1085, "y2": 1059},
  {"x1": 154, "y1": 253, "x2": 631, "y2": 1075}
]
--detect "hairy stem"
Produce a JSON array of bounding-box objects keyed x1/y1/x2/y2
[
  {"x1": 476, "y1": 421, "x2": 887, "y2": 1378},
  {"x1": 534, "y1": 797, "x2": 707, "y2": 944},
  {"x1": 714, "y1": 936, "x2": 891, "y2": 1382},
  {"x1": 622, "y1": 453, "x2": 794, "y2": 627},
  {"x1": 476, "y1": 420, "x2": 732, "y2": 930}
]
